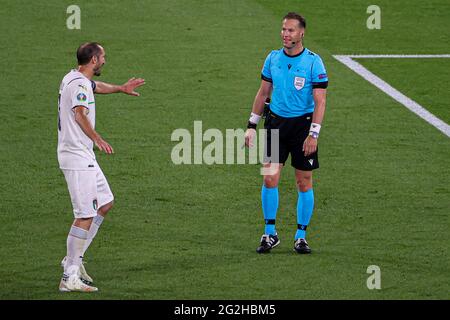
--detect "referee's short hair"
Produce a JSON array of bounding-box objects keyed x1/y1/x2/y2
[
  {"x1": 77, "y1": 42, "x2": 102, "y2": 65},
  {"x1": 283, "y1": 12, "x2": 306, "y2": 29}
]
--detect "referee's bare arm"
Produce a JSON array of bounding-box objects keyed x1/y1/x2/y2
[
  {"x1": 73, "y1": 106, "x2": 114, "y2": 154},
  {"x1": 251, "y1": 80, "x2": 273, "y2": 116},
  {"x1": 311, "y1": 88, "x2": 326, "y2": 127},
  {"x1": 245, "y1": 80, "x2": 273, "y2": 147},
  {"x1": 303, "y1": 88, "x2": 327, "y2": 156}
]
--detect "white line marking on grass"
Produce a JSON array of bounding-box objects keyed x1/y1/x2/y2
[
  {"x1": 333, "y1": 55, "x2": 450, "y2": 138},
  {"x1": 342, "y1": 54, "x2": 450, "y2": 59}
]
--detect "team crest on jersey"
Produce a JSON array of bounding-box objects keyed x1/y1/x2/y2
[
  {"x1": 77, "y1": 93, "x2": 87, "y2": 102},
  {"x1": 294, "y1": 77, "x2": 305, "y2": 90}
]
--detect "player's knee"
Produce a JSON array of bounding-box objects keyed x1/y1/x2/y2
[
  {"x1": 98, "y1": 200, "x2": 114, "y2": 215},
  {"x1": 75, "y1": 217, "x2": 93, "y2": 223},
  {"x1": 105, "y1": 200, "x2": 114, "y2": 211},
  {"x1": 107, "y1": 200, "x2": 114, "y2": 212},
  {"x1": 73, "y1": 217, "x2": 93, "y2": 229}
]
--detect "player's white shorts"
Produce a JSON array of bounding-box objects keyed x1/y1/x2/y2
[{"x1": 62, "y1": 167, "x2": 114, "y2": 218}]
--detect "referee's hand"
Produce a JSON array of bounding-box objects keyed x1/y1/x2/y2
[
  {"x1": 244, "y1": 128, "x2": 257, "y2": 148},
  {"x1": 302, "y1": 136, "x2": 317, "y2": 157}
]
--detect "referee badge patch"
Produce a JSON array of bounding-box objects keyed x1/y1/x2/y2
[{"x1": 294, "y1": 77, "x2": 305, "y2": 90}]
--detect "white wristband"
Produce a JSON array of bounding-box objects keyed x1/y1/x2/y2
[
  {"x1": 249, "y1": 112, "x2": 261, "y2": 125},
  {"x1": 309, "y1": 122, "x2": 321, "y2": 134}
]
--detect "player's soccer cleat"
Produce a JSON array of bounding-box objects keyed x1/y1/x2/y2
[
  {"x1": 256, "y1": 234, "x2": 280, "y2": 254},
  {"x1": 294, "y1": 238, "x2": 312, "y2": 254},
  {"x1": 59, "y1": 273, "x2": 98, "y2": 293},
  {"x1": 61, "y1": 256, "x2": 94, "y2": 285}
]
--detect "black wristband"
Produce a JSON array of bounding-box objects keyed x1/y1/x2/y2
[{"x1": 247, "y1": 121, "x2": 257, "y2": 129}]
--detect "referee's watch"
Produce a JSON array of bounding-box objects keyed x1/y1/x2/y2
[{"x1": 309, "y1": 131, "x2": 319, "y2": 139}]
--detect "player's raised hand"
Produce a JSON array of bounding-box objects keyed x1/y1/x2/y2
[
  {"x1": 121, "y1": 77, "x2": 146, "y2": 96},
  {"x1": 94, "y1": 136, "x2": 114, "y2": 154},
  {"x1": 245, "y1": 128, "x2": 257, "y2": 148}
]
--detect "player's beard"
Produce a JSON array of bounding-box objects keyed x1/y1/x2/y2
[{"x1": 93, "y1": 63, "x2": 103, "y2": 76}]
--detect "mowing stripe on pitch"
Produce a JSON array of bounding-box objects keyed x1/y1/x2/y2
[{"x1": 333, "y1": 54, "x2": 450, "y2": 138}]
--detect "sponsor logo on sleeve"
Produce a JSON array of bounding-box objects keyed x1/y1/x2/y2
[
  {"x1": 318, "y1": 73, "x2": 327, "y2": 79},
  {"x1": 77, "y1": 93, "x2": 87, "y2": 102}
]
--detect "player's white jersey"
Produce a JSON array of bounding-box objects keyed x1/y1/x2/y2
[{"x1": 57, "y1": 69, "x2": 97, "y2": 170}]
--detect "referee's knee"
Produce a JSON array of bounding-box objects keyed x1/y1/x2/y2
[
  {"x1": 263, "y1": 176, "x2": 279, "y2": 188},
  {"x1": 296, "y1": 177, "x2": 312, "y2": 192}
]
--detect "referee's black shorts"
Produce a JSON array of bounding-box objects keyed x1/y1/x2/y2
[{"x1": 264, "y1": 110, "x2": 319, "y2": 171}]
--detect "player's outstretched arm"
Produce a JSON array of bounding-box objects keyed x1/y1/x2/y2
[
  {"x1": 74, "y1": 106, "x2": 114, "y2": 154},
  {"x1": 94, "y1": 77, "x2": 145, "y2": 96}
]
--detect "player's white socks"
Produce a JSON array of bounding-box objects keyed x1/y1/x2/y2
[
  {"x1": 65, "y1": 225, "x2": 88, "y2": 275},
  {"x1": 82, "y1": 214, "x2": 104, "y2": 256}
]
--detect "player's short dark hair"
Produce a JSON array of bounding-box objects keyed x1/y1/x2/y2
[
  {"x1": 283, "y1": 12, "x2": 306, "y2": 29},
  {"x1": 76, "y1": 42, "x2": 103, "y2": 65}
]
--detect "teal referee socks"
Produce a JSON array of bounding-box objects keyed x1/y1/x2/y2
[
  {"x1": 295, "y1": 189, "x2": 314, "y2": 240},
  {"x1": 261, "y1": 185, "x2": 278, "y2": 236}
]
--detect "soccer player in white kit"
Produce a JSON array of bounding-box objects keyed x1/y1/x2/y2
[{"x1": 58, "y1": 42, "x2": 145, "y2": 292}]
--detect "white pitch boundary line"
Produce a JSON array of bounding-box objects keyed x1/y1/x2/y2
[
  {"x1": 343, "y1": 54, "x2": 450, "y2": 59},
  {"x1": 333, "y1": 54, "x2": 450, "y2": 138}
]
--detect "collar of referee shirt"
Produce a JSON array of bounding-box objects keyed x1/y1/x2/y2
[{"x1": 283, "y1": 47, "x2": 306, "y2": 58}]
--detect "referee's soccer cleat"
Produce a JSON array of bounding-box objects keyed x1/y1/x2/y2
[
  {"x1": 294, "y1": 238, "x2": 312, "y2": 254},
  {"x1": 61, "y1": 256, "x2": 94, "y2": 285},
  {"x1": 256, "y1": 234, "x2": 280, "y2": 254},
  {"x1": 59, "y1": 273, "x2": 98, "y2": 293}
]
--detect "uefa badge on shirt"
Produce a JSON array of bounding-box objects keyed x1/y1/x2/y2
[
  {"x1": 77, "y1": 93, "x2": 87, "y2": 102},
  {"x1": 294, "y1": 77, "x2": 305, "y2": 90}
]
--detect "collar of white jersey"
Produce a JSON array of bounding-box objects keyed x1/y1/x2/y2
[{"x1": 71, "y1": 69, "x2": 89, "y2": 80}]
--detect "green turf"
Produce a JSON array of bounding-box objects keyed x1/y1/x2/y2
[
  {"x1": 0, "y1": 0, "x2": 449, "y2": 299},
  {"x1": 355, "y1": 58, "x2": 450, "y2": 123}
]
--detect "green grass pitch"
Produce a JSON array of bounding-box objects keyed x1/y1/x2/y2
[{"x1": 0, "y1": 0, "x2": 448, "y2": 299}]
